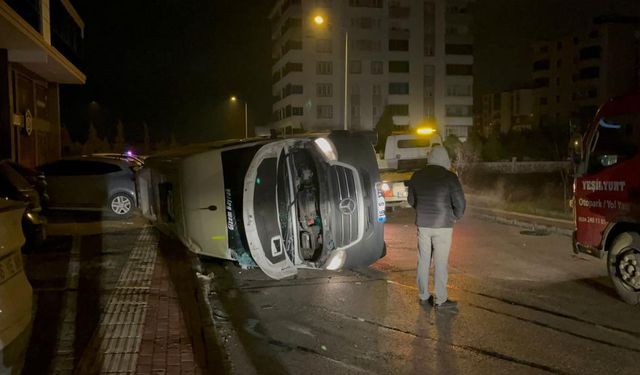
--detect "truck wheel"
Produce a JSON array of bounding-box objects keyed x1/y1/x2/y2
[{"x1": 608, "y1": 232, "x2": 640, "y2": 305}]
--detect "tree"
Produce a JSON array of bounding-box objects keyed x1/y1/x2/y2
[
  {"x1": 143, "y1": 122, "x2": 152, "y2": 154},
  {"x1": 101, "y1": 137, "x2": 111, "y2": 152},
  {"x1": 170, "y1": 133, "x2": 179, "y2": 149},
  {"x1": 113, "y1": 119, "x2": 126, "y2": 153},
  {"x1": 443, "y1": 134, "x2": 462, "y2": 162},
  {"x1": 540, "y1": 122, "x2": 572, "y2": 211},
  {"x1": 482, "y1": 132, "x2": 504, "y2": 161},
  {"x1": 453, "y1": 131, "x2": 482, "y2": 182},
  {"x1": 82, "y1": 122, "x2": 102, "y2": 154},
  {"x1": 61, "y1": 127, "x2": 83, "y2": 156}
]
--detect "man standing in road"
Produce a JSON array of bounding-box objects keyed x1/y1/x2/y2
[{"x1": 408, "y1": 145, "x2": 466, "y2": 310}]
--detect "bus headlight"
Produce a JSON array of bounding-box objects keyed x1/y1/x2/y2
[
  {"x1": 325, "y1": 249, "x2": 347, "y2": 270},
  {"x1": 314, "y1": 138, "x2": 338, "y2": 161}
]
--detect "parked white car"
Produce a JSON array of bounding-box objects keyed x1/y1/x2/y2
[
  {"x1": 0, "y1": 199, "x2": 33, "y2": 374},
  {"x1": 139, "y1": 132, "x2": 386, "y2": 279}
]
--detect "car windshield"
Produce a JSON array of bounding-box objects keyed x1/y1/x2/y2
[{"x1": 588, "y1": 113, "x2": 640, "y2": 172}]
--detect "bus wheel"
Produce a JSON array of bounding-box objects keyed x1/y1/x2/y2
[{"x1": 608, "y1": 232, "x2": 640, "y2": 305}]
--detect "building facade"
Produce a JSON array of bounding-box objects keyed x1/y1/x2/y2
[
  {"x1": 478, "y1": 88, "x2": 533, "y2": 135},
  {"x1": 0, "y1": 0, "x2": 85, "y2": 167},
  {"x1": 269, "y1": 0, "x2": 474, "y2": 140},
  {"x1": 530, "y1": 15, "x2": 640, "y2": 129},
  {"x1": 477, "y1": 15, "x2": 639, "y2": 136}
]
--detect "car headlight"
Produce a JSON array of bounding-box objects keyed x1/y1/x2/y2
[{"x1": 314, "y1": 138, "x2": 338, "y2": 161}]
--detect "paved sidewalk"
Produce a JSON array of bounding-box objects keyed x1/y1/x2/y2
[
  {"x1": 63, "y1": 227, "x2": 204, "y2": 374},
  {"x1": 135, "y1": 246, "x2": 202, "y2": 375}
]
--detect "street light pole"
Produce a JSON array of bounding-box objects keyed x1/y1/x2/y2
[
  {"x1": 244, "y1": 101, "x2": 248, "y2": 139},
  {"x1": 230, "y1": 95, "x2": 248, "y2": 139},
  {"x1": 344, "y1": 30, "x2": 348, "y2": 131},
  {"x1": 313, "y1": 14, "x2": 348, "y2": 131}
]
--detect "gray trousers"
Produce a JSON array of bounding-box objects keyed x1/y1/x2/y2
[{"x1": 417, "y1": 227, "x2": 453, "y2": 304}]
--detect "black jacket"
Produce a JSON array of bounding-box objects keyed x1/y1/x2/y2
[{"x1": 407, "y1": 165, "x2": 466, "y2": 228}]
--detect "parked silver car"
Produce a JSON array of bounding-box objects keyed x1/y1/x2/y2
[
  {"x1": 38, "y1": 157, "x2": 138, "y2": 217},
  {"x1": 0, "y1": 199, "x2": 33, "y2": 374}
]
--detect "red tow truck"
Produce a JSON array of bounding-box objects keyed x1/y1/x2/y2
[{"x1": 572, "y1": 93, "x2": 640, "y2": 305}]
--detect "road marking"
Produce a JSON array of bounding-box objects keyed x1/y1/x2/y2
[{"x1": 74, "y1": 228, "x2": 158, "y2": 374}]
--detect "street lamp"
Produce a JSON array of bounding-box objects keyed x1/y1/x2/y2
[
  {"x1": 312, "y1": 13, "x2": 348, "y2": 131},
  {"x1": 230, "y1": 96, "x2": 248, "y2": 139}
]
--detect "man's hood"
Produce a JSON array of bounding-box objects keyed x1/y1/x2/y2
[{"x1": 428, "y1": 146, "x2": 451, "y2": 170}]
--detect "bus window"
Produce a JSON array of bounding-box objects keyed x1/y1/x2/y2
[{"x1": 588, "y1": 114, "x2": 640, "y2": 173}]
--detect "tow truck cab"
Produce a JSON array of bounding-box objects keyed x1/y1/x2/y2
[
  {"x1": 572, "y1": 93, "x2": 640, "y2": 304},
  {"x1": 378, "y1": 134, "x2": 436, "y2": 207}
]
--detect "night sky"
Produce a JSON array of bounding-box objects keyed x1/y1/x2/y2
[
  {"x1": 474, "y1": 0, "x2": 640, "y2": 94},
  {"x1": 62, "y1": 0, "x2": 272, "y2": 145},
  {"x1": 61, "y1": 0, "x2": 640, "y2": 146}
]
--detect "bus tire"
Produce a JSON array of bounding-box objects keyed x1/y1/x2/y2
[{"x1": 608, "y1": 231, "x2": 640, "y2": 305}]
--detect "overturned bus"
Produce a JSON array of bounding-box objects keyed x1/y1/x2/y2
[{"x1": 138, "y1": 131, "x2": 386, "y2": 279}]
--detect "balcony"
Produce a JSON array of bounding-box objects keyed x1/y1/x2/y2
[
  {"x1": 0, "y1": 0, "x2": 85, "y2": 83},
  {"x1": 5, "y1": 0, "x2": 40, "y2": 32},
  {"x1": 281, "y1": 39, "x2": 302, "y2": 56},
  {"x1": 282, "y1": 62, "x2": 302, "y2": 77},
  {"x1": 579, "y1": 45, "x2": 601, "y2": 61},
  {"x1": 389, "y1": 6, "x2": 410, "y2": 19},
  {"x1": 51, "y1": 0, "x2": 83, "y2": 69},
  {"x1": 389, "y1": 26, "x2": 410, "y2": 39},
  {"x1": 533, "y1": 59, "x2": 550, "y2": 71}
]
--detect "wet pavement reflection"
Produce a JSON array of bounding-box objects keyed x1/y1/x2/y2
[{"x1": 22, "y1": 212, "x2": 143, "y2": 374}]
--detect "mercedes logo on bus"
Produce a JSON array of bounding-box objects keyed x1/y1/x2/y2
[{"x1": 338, "y1": 198, "x2": 356, "y2": 214}]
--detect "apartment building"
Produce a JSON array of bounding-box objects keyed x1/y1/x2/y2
[
  {"x1": 479, "y1": 88, "x2": 533, "y2": 135},
  {"x1": 0, "y1": 0, "x2": 85, "y2": 167},
  {"x1": 531, "y1": 15, "x2": 640, "y2": 129},
  {"x1": 269, "y1": 0, "x2": 474, "y2": 140}
]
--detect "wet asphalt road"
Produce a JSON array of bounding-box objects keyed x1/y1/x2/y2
[
  {"x1": 21, "y1": 209, "x2": 639, "y2": 375},
  {"x1": 202, "y1": 208, "x2": 640, "y2": 375}
]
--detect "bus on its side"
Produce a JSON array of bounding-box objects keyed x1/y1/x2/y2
[{"x1": 138, "y1": 132, "x2": 386, "y2": 280}]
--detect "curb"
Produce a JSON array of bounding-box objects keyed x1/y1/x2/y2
[{"x1": 469, "y1": 205, "x2": 574, "y2": 237}]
